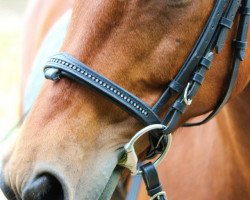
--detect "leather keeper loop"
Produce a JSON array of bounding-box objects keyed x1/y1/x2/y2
[
  {"x1": 169, "y1": 80, "x2": 183, "y2": 93},
  {"x1": 193, "y1": 73, "x2": 204, "y2": 85},
  {"x1": 220, "y1": 17, "x2": 233, "y2": 29},
  {"x1": 200, "y1": 57, "x2": 212, "y2": 69},
  {"x1": 148, "y1": 185, "x2": 163, "y2": 197},
  {"x1": 234, "y1": 40, "x2": 247, "y2": 49},
  {"x1": 172, "y1": 101, "x2": 186, "y2": 114},
  {"x1": 241, "y1": 7, "x2": 250, "y2": 15}
]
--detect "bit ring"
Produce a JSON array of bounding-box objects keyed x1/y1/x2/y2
[{"x1": 119, "y1": 124, "x2": 172, "y2": 175}]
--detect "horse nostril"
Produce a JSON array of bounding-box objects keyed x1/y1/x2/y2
[{"x1": 22, "y1": 173, "x2": 64, "y2": 200}]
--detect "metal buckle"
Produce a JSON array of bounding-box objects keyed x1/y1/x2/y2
[
  {"x1": 150, "y1": 191, "x2": 167, "y2": 200},
  {"x1": 184, "y1": 82, "x2": 192, "y2": 106},
  {"x1": 118, "y1": 124, "x2": 172, "y2": 175}
]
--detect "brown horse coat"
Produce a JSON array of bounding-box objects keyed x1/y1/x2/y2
[{"x1": 1, "y1": 0, "x2": 250, "y2": 199}]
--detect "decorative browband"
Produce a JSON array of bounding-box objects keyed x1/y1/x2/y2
[{"x1": 44, "y1": 53, "x2": 161, "y2": 126}]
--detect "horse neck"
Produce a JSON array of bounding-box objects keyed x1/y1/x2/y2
[
  {"x1": 217, "y1": 83, "x2": 250, "y2": 176},
  {"x1": 151, "y1": 84, "x2": 250, "y2": 200},
  {"x1": 188, "y1": 83, "x2": 250, "y2": 199}
]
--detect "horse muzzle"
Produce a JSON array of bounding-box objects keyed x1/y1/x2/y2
[{"x1": 0, "y1": 172, "x2": 65, "y2": 200}]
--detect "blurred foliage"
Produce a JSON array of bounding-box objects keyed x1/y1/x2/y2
[
  {"x1": 0, "y1": 24, "x2": 20, "y2": 139},
  {"x1": 0, "y1": 0, "x2": 27, "y2": 13},
  {"x1": 0, "y1": 0, "x2": 27, "y2": 150},
  {"x1": 0, "y1": 2, "x2": 27, "y2": 199},
  {"x1": 0, "y1": 2, "x2": 25, "y2": 141}
]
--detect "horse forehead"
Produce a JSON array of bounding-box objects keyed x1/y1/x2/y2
[{"x1": 62, "y1": 0, "x2": 207, "y2": 63}]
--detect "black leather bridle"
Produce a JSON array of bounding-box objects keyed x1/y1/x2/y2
[{"x1": 44, "y1": 0, "x2": 249, "y2": 199}]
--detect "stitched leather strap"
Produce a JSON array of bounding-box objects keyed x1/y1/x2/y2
[
  {"x1": 216, "y1": 0, "x2": 241, "y2": 53},
  {"x1": 184, "y1": 0, "x2": 250, "y2": 127},
  {"x1": 152, "y1": 0, "x2": 229, "y2": 114},
  {"x1": 44, "y1": 53, "x2": 161, "y2": 126},
  {"x1": 140, "y1": 162, "x2": 166, "y2": 200}
]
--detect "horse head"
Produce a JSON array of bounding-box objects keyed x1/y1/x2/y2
[{"x1": 1, "y1": 0, "x2": 250, "y2": 199}]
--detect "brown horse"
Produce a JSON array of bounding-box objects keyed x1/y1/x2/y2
[{"x1": 1, "y1": 0, "x2": 250, "y2": 199}]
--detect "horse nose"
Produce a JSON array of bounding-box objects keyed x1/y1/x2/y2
[{"x1": 22, "y1": 173, "x2": 64, "y2": 200}]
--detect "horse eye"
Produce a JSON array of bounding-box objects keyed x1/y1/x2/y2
[{"x1": 166, "y1": 0, "x2": 192, "y2": 7}]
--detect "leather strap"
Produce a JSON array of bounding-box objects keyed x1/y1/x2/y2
[
  {"x1": 152, "y1": 0, "x2": 229, "y2": 114},
  {"x1": 216, "y1": 0, "x2": 241, "y2": 53},
  {"x1": 140, "y1": 162, "x2": 166, "y2": 200},
  {"x1": 184, "y1": 0, "x2": 250, "y2": 126},
  {"x1": 44, "y1": 53, "x2": 161, "y2": 126}
]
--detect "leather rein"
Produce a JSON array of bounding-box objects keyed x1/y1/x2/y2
[{"x1": 44, "y1": 0, "x2": 250, "y2": 199}]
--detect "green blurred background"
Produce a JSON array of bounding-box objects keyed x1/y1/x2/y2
[{"x1": 0, "y1": 0, "x2": 28, "y2": 199}]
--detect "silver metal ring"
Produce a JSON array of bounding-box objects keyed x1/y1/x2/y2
[{"x1": 119, "y1": 124, "x2": 172, "y2": 175}]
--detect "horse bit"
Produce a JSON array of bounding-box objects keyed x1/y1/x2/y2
[{"x1": 44, "y1": 0, "x2": 249, "y2": 199}]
